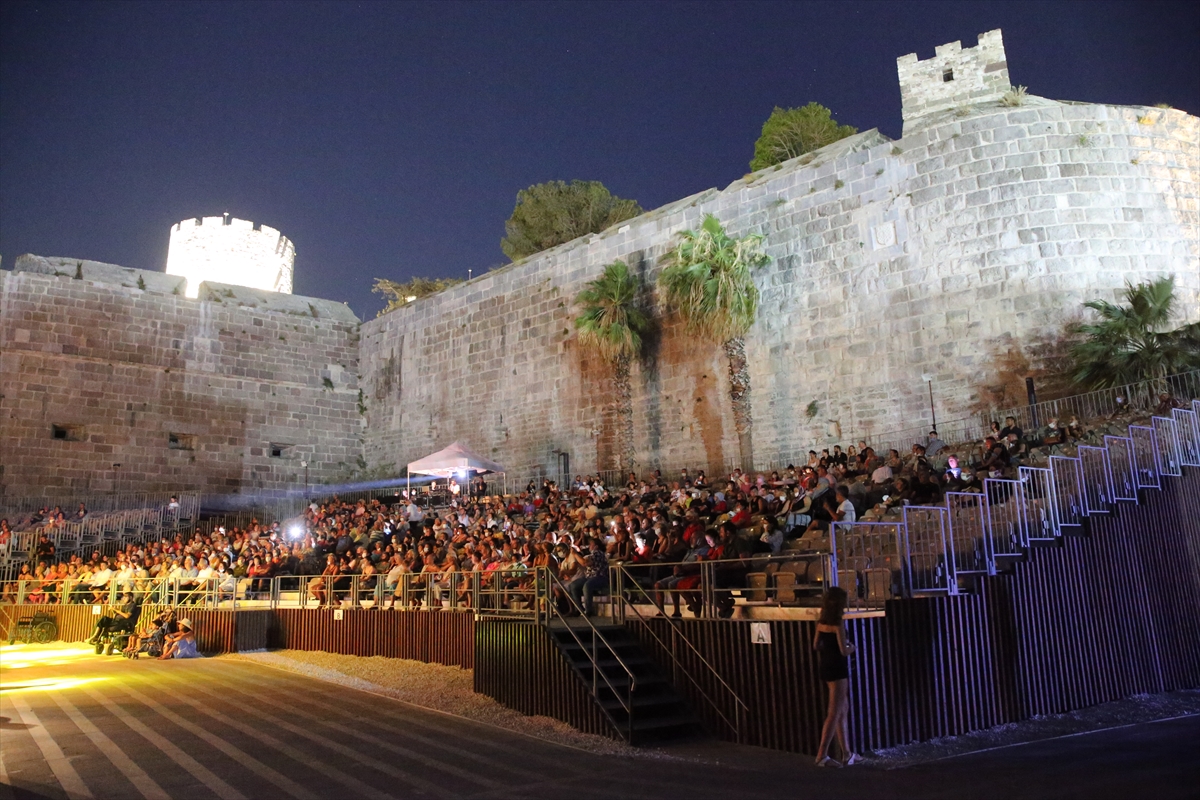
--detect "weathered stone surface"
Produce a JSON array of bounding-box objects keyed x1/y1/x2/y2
[
  {"x1": 3, "y1": 30, "x2": 1197, "y2": 496},
  {"x1": 14, "y1": 254, "x2": 186, "y2": 296},
  {"x1": 359, "y1": 97, "x2": 1199, "y2": 481},
  {"x1": 0, "y1": 270, "x2": 361, "y2": 496}
]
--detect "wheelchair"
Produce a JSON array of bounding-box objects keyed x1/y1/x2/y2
[{"x1": 7, "y1": 611, "x2": 58, "y2": 645}]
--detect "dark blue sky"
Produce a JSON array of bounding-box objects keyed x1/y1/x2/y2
[{"x1": 2, "y1": 1, "x2": 1197, "y2": 318}]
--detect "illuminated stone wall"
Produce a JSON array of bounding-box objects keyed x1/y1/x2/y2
[
  {"x1": 359, "y1": 64, "x2": 1199, "y2": 480},
  {"x1": 0, "y1": 261, "x2": 360, "y2": 497}
]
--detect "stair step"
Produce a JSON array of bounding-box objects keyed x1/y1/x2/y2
[
  {"x1": 629, "y1": 711, "x2": 697, "y2": 733},
  {"x1": 545, "y1": 621, "x2": 697, "y2": 745},
  {"x1": 599, "y1": 693, "x2": 685, "y2": 713}
]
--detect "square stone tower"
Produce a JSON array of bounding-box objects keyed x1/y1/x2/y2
[{"x1": 897, "y1": 29, "x2": 1011, "y2": 136}]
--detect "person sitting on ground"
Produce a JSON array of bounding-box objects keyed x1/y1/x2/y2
[{"x1": 160, "y1": 618, "x2": 200, "y2": 659}]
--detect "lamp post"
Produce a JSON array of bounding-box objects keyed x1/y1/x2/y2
[
  {"x1": 921, "y1": 373, "x2": 937, "y2": 433},
  {"x1": 300, "y1": 460, "x2": 309, "y2": 506}
]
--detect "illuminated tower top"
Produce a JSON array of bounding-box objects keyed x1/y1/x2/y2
[{"x1": 165, "y1": 215, "x2": 295, "y2": 298}]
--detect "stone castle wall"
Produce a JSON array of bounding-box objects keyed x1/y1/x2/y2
[
  {"x1": 4, "y1": 31, "x2": 1197, "y2": 497},
  {"x1": 0, "y1": 263, "x2": 360, "y2": 497},
  {"x1": 359, "y1": 98, "x2": 1199, "y2": 481},
  {"x1": 898, "y1": 29, "x2": 1011, "y2": 136}
]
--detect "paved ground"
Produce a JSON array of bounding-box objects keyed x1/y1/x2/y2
[{"x1": 2, "y1": 644, "x2": 1197, "y2": 800}]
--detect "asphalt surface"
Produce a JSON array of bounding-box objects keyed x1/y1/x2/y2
[{"x1": 1, "y1": 644, "x2": 1197, "y2": 800}]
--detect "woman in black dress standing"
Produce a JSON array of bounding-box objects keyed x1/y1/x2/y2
[{"x1": 813, "y1": 586, "x2": 860, "y2": 766}]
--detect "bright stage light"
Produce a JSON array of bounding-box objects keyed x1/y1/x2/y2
[
  {"x1": 287, "y1": 523, "x2": 306, "y2": 540},
  {"x1": 0, "y1": 676, "x2": 107, "y2": 694},
  {"x1": 1, "y1": 644, "x2": 107, "y2": 671}
]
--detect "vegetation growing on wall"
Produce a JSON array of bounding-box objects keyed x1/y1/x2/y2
[
  {"x1": 373, "y1": 276, "x2": 464, "y2": 316},
  {"x1": 749, "y1": 103, "x2": 857, "y2": 171},
  {"x1": 1069, "y1": 276, "x2": 1200, "y2": 389},
  {"x1": 574, "y1": 260, "x2": 650, "y2": 471},
  {"x1": 501, "y1": 180, "x2": 642, "y2": 261},
  {"x1": 658, "y1": 214, "x2": 771, "y2": 469}
]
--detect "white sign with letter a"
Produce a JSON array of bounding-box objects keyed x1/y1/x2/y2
[{"x1": 750, "y1": 622, "x2": 771, "y2": 645}]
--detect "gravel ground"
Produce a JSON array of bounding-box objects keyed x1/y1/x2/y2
[
  {"x1": 223, "y1": 649, "x2": 647, "y2": 757},
  {"x1": 869, "y1": 689, "x2": 1200, "y2": 768}
]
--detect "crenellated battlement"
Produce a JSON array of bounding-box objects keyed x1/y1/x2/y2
[
  {"x1": 166, "y1": 215, "x2": 296, "y2": 298},
  {"x1": 897, "y1": 29, "x2": 1011, "y2": 135}
]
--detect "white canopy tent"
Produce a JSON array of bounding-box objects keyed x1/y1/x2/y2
[{"x1": 406, "y1": 442, "x2": 506, "y2": 498}]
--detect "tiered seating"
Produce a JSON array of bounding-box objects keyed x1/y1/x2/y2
[{"x1": 0, "y1": 494, "x2": 198, "y2": 577}]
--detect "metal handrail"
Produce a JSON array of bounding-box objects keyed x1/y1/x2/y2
[
  {"x1": 611, "y1": 563, "x2": 748, "y2": 740},
  {"x1": 540, "y1": 566, "x2": 636, "y2": 742}
]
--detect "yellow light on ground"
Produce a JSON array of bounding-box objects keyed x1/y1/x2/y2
[
  {"x1": 0, "y1": 644, "x2": 104, "y2": 670},
  {"x1": 0, "y1": 676, "x2": 106, "y2": 694}
]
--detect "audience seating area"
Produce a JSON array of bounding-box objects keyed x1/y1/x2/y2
[
  {"x1": 2, "y1": 379, "x2": 1196, "y2": 624},
  {"x1": 0, "y1": 494, "x2": 197, "y2": 579}
]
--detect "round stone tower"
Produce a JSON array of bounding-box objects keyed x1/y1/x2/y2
[{"x1": 165, "y1": 215, "x2": 295, "y2": 298}]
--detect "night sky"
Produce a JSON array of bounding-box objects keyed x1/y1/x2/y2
[{"x1": 2, "y1": 1, "x2": 1197, "y2": 319}]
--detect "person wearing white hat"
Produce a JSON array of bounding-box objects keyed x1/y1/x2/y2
[{"x1": 159, "y1": 617, "x2": 200, "y2": 659}]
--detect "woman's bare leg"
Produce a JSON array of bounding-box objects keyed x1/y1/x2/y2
[
  {"x1": 817, "y1": 681, "x2": 838, "y2": 762},
  {"x1": 833, "y1": 679, "x2": 852, "y2": 760}
]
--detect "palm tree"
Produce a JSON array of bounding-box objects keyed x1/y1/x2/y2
[
  {"x1": 658, "y1": 214, "x2": 771, "y2": 469},
  {"x1": 1070, "y1": 275, "x2": 1200, "y2": 390},
  {"x1": 575, "y1": 260, "x2": 650, "y2": 471}
]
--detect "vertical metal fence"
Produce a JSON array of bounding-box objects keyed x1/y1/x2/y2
[
  {"x1": 1018, "y1": 466, "x2": 1059, "y2": 540},
  {"x1": 1151, "y1": 416, "x2": 1183, "y2": 477},
  {"x1": 1078, "y1": 446, "x2": 1116, "y2": 514},
  {"x1": 1129, "y1": 426, "x2": 1161, "y2": 489},
  {"x1": 831, "y1": 522, "x2": 906, "y2": 609},
  {"x1": 944, "y1": 493, "x2": 993, "y2": 576},
  {"x1": 1172, "y1": 407, "x2": 1200, "y2": 466},
  {"x1": 900, "y1": 507, "x2": 955, "y2": 595},
  {"x1": 1049, "y1": 455, "x2": 1085, "y2": 533}
]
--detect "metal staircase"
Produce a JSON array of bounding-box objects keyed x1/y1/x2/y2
[{"x1": 541, "y1": 571, "x2": 698, "y2": 745}]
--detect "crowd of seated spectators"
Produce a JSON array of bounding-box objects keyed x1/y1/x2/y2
[{"x1": 0, "y1": 393, "x2": 1186, "y2": 616}]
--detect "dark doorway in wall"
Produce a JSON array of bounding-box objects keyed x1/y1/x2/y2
[{"x1": 51, "y1": 424, "x2": 85, "y2": 441}]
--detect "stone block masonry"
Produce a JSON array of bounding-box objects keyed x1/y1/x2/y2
[
  {"x1": 360, "y1": 78, "x2": 1199, "y2": 481},
  {"x1": 0, "y1": 266, "x2": 361, "y2": 497},
  {"x1": 898, "y1": 29, "x2": 1011, "y2": 136},
  {"x1": 3, "y1": 29, "x2": 1197, "y2": 497}
]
